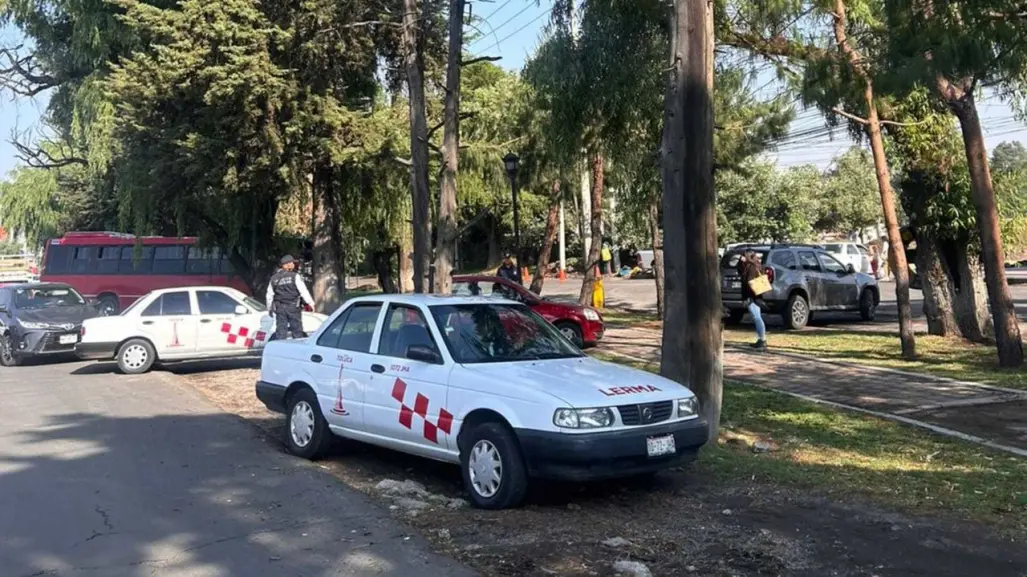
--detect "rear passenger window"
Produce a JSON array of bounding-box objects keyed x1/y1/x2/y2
[
  {"x1": 153, "y1": 246, "x2": 186, "y2": 274},
  {"x1": 798, "y1": 251, "x2": 821, "y2": 271},
  {"x1": 96, "y1": 246, "x2": 121, "y2": 274},
  {"x1": 119, "y1": 246, "x2": 154, "y2": 274},
  {"x1": 141, "y1": 291, "x2": 192, "y2": 316},
  {"x1": 772, "y1": 251, "x2": 797, "y2": 270},
  {"x1": 317, "y1": 303, "x2": 381, "y2": 352}
]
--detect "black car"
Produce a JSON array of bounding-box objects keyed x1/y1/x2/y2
[{"x1": 0, "y1": 283, "x2": 100, "y2": 366}]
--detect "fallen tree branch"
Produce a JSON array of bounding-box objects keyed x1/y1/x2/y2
[{"x1": 461, "y1": 55, "x2": 502, "y2": 66}]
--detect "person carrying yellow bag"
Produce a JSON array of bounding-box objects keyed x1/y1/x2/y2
[{"x1": 737, "y1": 249, "x2": 769, "y2": 350}]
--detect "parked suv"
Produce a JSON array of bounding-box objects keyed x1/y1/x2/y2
[{"x1": 721, "y1": 244, "x2": 879, "y2": 329}]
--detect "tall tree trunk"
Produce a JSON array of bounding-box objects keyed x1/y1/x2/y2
[
  {"x1": 486, "y1": 215, "x2": 502, "y2": 269},
  {"x1": 403, "y1": 0, "x2": 431, "y2": 293},
  {"x1": 578, "y1": 153, "x2": 604, "y2": 305},
  {"x1": 917, "y1": 232, "x2": 960, "y2": 336},
  {"x1": 312, "y1": 166, "x2": 341, "y2": 313},
  {"x1": 661, "y1": 0, "x2": 722, "y2": 440},
  {"x1": 531, "y1": 181, "x2": 561, "y2": 294},
  {"x1": 434, "y1": 0, "x2": 465, "y2": 294},
  {"x1": 399, "y1": 224, "x2": 414, "y2": 293},
  {"x1": 831, "y1": 0, "x2": 916, "y2": 359},
  {"x1": 941, "y1": 78, "x2": 1023, "y2": 366},
  {"x1": 648, "y1": 192, "x2": 665, "y2": 319},
  {"x1": 325, "y1": 168, "x2": 346, "y2": 311},
  {"x1": 579, "y1": 164, "x2": 591, "y2": 264}
]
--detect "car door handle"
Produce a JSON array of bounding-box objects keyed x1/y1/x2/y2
[
  {"x1": 371, "y1": 364, "x2": 385, "y2": 374},
  {"x1": 200, "y1": 319, "x2": 212, "y2": 324},
  {"x1": 310, "y1": 354, "x2": 322, "y2": 363},
  {"x1": 142, "y1": 320, "x2": 154, "y2": 325}
]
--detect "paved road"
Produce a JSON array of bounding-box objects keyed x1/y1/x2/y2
[{"x1": 0, "y1": 360, "x2": 476, "y2": 577}]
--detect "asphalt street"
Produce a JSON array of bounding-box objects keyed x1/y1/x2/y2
[{"x1": 0, "y1": 359, "x2": 476, "y2": 577}]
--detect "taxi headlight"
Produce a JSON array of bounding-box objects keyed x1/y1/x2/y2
[
  {"x1": 553, "y1": 407, "x2": 614, "y2": 429},
  {"x1": 677, "y1": 397, "x2": 699, "y2": 418},
  {"x1": 583, "y1": 308, "x2": 601, "y2": 321}
]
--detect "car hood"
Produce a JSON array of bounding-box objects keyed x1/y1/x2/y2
[
  {"x1": 459, "y1": 356, "x2": 691, "y2": 406},
  {"x1": 16, "y1": 305, "x2": 98, "y2": 326}
]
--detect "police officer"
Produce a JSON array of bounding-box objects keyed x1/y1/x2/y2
[{"x1": 266, "y1": 255, "x2": 315, "y2": 339}]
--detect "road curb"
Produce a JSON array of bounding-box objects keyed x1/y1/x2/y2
[{"x1": 597, "y1": 349, "x2": 1027, "y2": 459}]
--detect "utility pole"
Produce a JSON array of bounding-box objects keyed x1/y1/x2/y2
[{"x1": 558, "y1": 201, "x2": 566, "y2": 275}]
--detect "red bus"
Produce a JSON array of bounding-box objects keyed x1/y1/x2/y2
[{"x1": 40, "y1": 232, "x2": 251, "y2": 315}]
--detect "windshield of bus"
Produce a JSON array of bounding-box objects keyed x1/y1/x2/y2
[
  {"x1": 14, "y1": 285, "x2": 85, "y2": 309},
  {"x1": 429, "y1": 303, "x2": 583, "y2": 364}
]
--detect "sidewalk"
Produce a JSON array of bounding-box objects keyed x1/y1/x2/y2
[{"x1": 600, "y1": 326, "x2": 1027, "y2": 454}]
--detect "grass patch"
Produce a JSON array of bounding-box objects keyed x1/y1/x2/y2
[
  {"x1": 591, "y1": 351, "x2": 1027, "y2": 537},
  {"x1": 721, "y1": 328, "x2": 1027, "y2": 391},
  {"x1": 599, "y1": 308, "x2": 661, "y2": 329}
]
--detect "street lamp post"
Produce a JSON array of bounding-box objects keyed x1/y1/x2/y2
[{"x1": 503, "y1": 152, "x2": 522, "y2": 283}]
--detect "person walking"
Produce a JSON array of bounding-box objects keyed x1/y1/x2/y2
[
  {"x1": 497, "y1": 254, "x2": 520, "y2": 284},
  {"x1": 600, "y1": 242, "x2": 613, "y2": 277},
  {"x1": 266, "y1": 255, "x2": 315, "y2": 340},
  {"x1": 737, "y1": 249, "x2": 767, "y2": 350}
]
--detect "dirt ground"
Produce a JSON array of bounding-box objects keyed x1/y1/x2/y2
[{"x1": 177, "y1": 365, "x2": 1027, "y2": 577}]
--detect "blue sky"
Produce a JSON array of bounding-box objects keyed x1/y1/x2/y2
[{"x1": 2, "y1": 1, "x2": 1025, "y2": 175}]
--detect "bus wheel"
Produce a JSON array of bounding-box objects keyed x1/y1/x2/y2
[{"x1": 98, "y1": 295, "x2": 120, "y2": 316}]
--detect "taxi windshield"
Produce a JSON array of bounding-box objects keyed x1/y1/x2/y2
[{"x1": 429, "y1": 303, "x2": 584, "y2": 364}]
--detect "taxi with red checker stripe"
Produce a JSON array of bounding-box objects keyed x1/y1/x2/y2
[
  {"x1": 75, "y1": 286, "x2": 326, "y2": 374},
  {"x1": 255, "y1": 294, "x2": 708, "y2": 509}
]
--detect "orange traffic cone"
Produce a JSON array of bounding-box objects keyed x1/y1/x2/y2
[
  {"x1": 558, "y1": 268, "x2": 566, "y2": 282},
  {"x1": 521, "y1": 267, "x2": 530, "y2": 283}
]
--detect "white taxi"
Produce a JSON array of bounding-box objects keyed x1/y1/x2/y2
[
  {"x1": 255, "y1": 294, "x2": 708, "y2": 509},
  {"x1": 76, "y1": 286, "x2": 326, "y2": 374}
]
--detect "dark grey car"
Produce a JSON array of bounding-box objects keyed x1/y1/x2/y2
[
  {"x1": 0, "y1": 283, "x2": 100, "y2": 366},
  {"x1": 720, "y1": 244, "x2": 880, "y2": 329}
]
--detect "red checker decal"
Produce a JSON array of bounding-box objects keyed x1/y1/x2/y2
[
  {"x1": 238, "y1": 326, "x2": 250, "y2": 337},
  {"x1": 437, "y1": 409, "x2": 453, "y2": 434},
  {"x1": 391, "y1": 378, "x2": 407, "y2": 403},
  {"x1": 220, "y1": 323, "x2": 231, "y2": 333},
  {"x1": 244, "y1": 338, "x2": 255, "y2": 348},
  {"x1": 398, "y1": 406, "x2": 414, "y2": 429},
  {"x1": 413, "y1": 393, "x2": 429, "y2": 417},
  {"x1": 226, "y1": 334, "x2": 238, "y2": 344},
  {"x1": 255, "y1": 331, "x2": 267, "y2": 341},
  {"x1": 423, "y1": 421, "x2": 438, "y2": 443}
]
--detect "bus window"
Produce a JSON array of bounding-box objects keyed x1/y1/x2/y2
[
  {"x1": 96, "y1": 246, "x2": 121, "y2": 274},
  {"x1": 119, "y1": 246, "x2": 154, "y2": 274},
  {"x1": 43, "y1": 245, "x2": 74, "y2": 274},
  {"x1": 186, "y1": 247, "x2": 215, "y2": 275},
  {"x1": 153, "y1": 246, "x2": 186, "y2": 274},
  {"x1": 70, "y1": 247, "x2": 96, "y2": 274}
]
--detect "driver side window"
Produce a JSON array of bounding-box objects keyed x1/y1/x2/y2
[
  {"x1": 818, "y1": 253, "x2": 847, "y2": 274},
  {"x1": 377, "y1": 305, "x2": 441, "y2": 361}
]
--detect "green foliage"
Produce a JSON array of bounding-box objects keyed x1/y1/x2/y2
[
  {"x1": 991, "y1": 141, "x2": 1027, "y2": 175},
  {"x1": 717, "y1": 161, "x2": 821, "y2": 244},
  {"x1": 818, "y1": 147, "x2": 883, "y2": 235},
  {"x1": 0, "y1": 166, "x2": 64, "y2": 248}
]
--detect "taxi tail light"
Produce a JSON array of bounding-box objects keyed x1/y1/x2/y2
[{"x1": 764, "y1": 267, "x2": 774, "y2": 283}]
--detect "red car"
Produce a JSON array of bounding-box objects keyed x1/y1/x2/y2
[{"x1": 451, "y1": 275, "x2": 604, "y2": 347}]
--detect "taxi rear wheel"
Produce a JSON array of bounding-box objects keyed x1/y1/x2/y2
[
  {"x1": 117, "y1": 339, "x2": 155, "y2": 374},
  {"x1": 285, "y1": 388, "x2": 332, "y2": 460},
  {"x1": 460, "y1": 422, "x2": 528, "y2": 509}
]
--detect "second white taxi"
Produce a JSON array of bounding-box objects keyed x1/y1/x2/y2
[
  {"x1": 76, "y1": 286, "x2": 326, "y2": 374},
  {"x1": 256, "y1": 294, "x2": 708, "y2": 509}
]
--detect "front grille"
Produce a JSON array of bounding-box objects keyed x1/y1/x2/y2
[
  {"x1": 617, "y1": 401, "x2": 673, "y2": 426},
  {"x1": 38, "y1": 331, "x2": 78, "y2": 352}
]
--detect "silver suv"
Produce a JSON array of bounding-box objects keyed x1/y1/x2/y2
[{"x1": 720, "y1": 244, "x2": 880, "y2": 329}]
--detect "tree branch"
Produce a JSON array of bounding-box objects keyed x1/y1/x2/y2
[
  {"x1": 427, "y1": 111, "x2": 476, "y2": 139},
  {"x1": 831, "y1": 107, "x2": 869, "y2": 125},
  {"x1": 10, "y1": 139, "x2": 87, "y2": 169},
  {"x1": 461, "y1": 55, "x2": 502, "y2": 66},
  {"x1": 0, "y1": 46, "x2": 58, "y2": 98}
]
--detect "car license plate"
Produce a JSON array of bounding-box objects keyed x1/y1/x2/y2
[
  {"x1": 730, "y1": 281, "x2": 741, "y2": 289},
  {"x1": 59, "y1": 334, "x2": 77, "y2": 345},
  {"x1": 646, "y1": 434, "x2": 676, "y2": 457}
]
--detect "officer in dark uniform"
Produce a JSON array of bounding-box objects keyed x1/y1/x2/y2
[{"x1": 265, "y1": 255, "x2": 315, "y2": 339}]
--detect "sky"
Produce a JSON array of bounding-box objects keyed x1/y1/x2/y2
[{"x1": 2, "y1": 1, "x2": 1026, "y2": 175}]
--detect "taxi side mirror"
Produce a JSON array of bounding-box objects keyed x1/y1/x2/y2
[
  {"x1": 407, "y1": 344, "x2": 442, "y2": 364},
  {"x1": 234, "y1": 305, "x2": 248, "y2": 315}
]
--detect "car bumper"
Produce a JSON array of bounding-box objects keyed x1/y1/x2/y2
[
  {"x1": 75, "y1": 341, "x2": 119, "y2": 360},
  {"x1": 256, "y1": 380, "x2": 288, "y2": 414},
  {"x1": 582, "y1": 319, "x2": 605, "y2": 344},
  {"x1": 10, "y1": 329, "x2": 82, "y2": 356},
  {"x1": 515, "y1": 418, "x2": 709, "y2": 482}
]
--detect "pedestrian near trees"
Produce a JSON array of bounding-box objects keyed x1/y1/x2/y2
[{"x1": 737, "y1": 250, "x2": 768, "y2": 350}]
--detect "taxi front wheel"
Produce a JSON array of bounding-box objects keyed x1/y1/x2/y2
[
  {"x1": 286, "y1": 388, "x2": 332, "y2": 460},
  {"x1": 460, "y1": 422, "x2": 528, "y2": 509}
]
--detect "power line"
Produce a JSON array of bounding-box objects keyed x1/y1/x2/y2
[
  {"x1": 471, "y1": 5, "x2": 554, "y2": 56},
  {"x1": 468, "y1": 3, "x2": 536, "y2": 47},
  {"x1": 478, "y1": 0, "x2": 513, "y2": 22}
]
